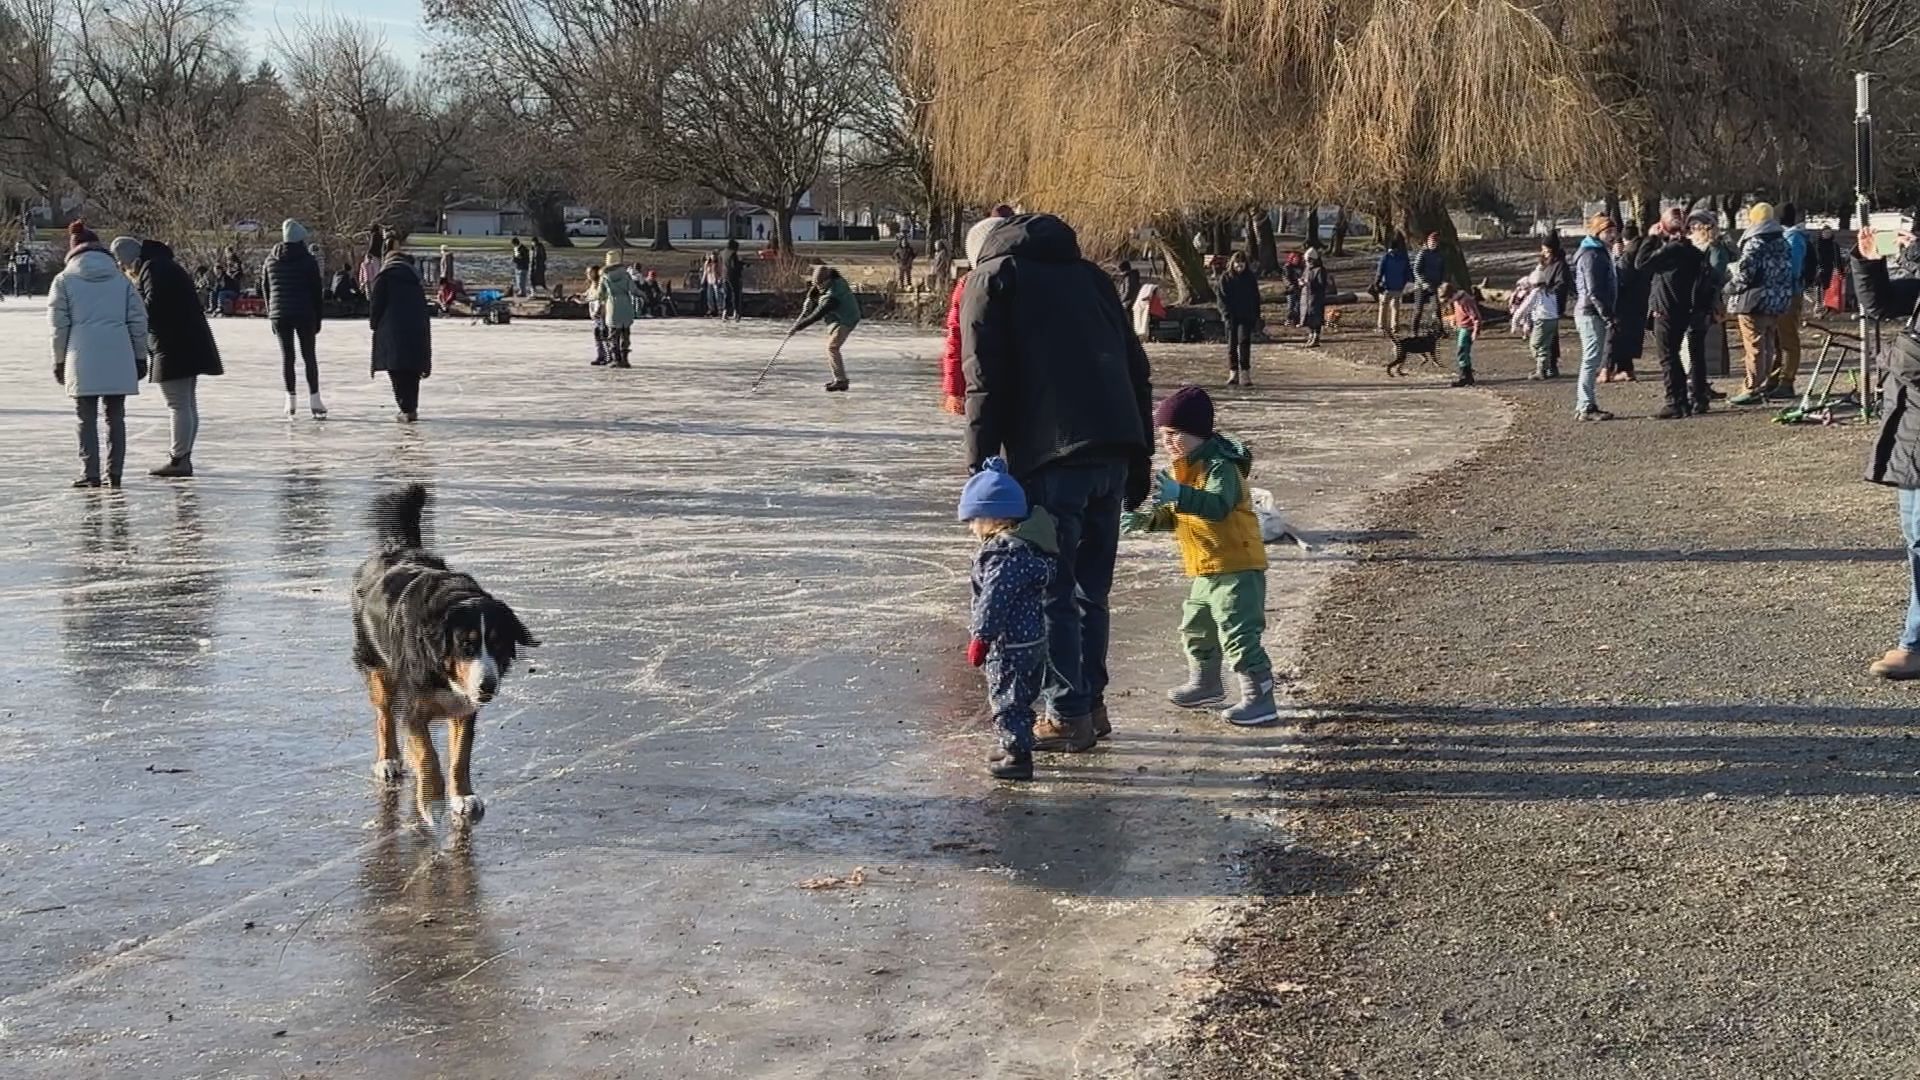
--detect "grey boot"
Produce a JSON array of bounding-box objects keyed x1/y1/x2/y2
[
  {"x1": 1220, "y1": 668, "x2": 1280, "y2": 726},
  {"x1": 1167, "y1": 660, "x2": 1226, "y2": 708}
]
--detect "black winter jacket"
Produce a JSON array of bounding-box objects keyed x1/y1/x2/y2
[
  {"x1": 1635, "y1": 234, "x2": 1710, "y2": 324},
  {"x1": 1217, "y1": 267, "x2": 1262, "y2": 325},
  {"x1": 960, "y1": 213, "x2": 1153, "y2": 489},
  {"x1": 1414, "y1": 248, "x2": 1447, "y2": 289},
  {"x1": 137, "y1": 240, "x2": 223, "y2": 382},
  {"x1": 369, "y1": 254, "x2": 432, "y2": 377},
  {"x1": 262, "y1": 241, "x2": 323, "y2": 331},
  {"x1": 1855, "y1": 255, "x2": 1920, "y2": 487}
]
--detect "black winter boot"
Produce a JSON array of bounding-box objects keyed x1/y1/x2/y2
[{"x1": 988, "y1": 749, "x2": 1034, "y2": 781}]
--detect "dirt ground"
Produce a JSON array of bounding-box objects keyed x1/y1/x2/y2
[{"x1": 1161, "y1": 311, "x2": 1920, "y2": 1077}]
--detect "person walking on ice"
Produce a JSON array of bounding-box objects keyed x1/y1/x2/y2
[
  {"x1": 960, "y1": 457, "x2": 1058, "y2": 781},
  {"x1": 1123, "y1": 385, "x2": 1280, "y2": 726},
  {"x1": 791, "y1": 264, "x2": 860, "y2": 391}
]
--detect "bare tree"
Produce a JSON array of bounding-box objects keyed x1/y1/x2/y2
[
  {"x1": 659, "y1": 0, "x2": 871, "y2": 254},
  {"x1": 268, "y1": 17, "x2": 473, "y2": 253}
]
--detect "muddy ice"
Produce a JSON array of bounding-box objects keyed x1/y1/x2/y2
[{"x1": 0, "y1": 305, "x2": 1503, "y2": 1078}]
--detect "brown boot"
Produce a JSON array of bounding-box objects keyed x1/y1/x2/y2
[
  {"x1": 1870, "y1": 648, "x2": 1920, "y2": 679},
  {"x1": 1091, "y1": 704, "x2": 1111, "y2": 740},
  {"x1": 1032, "y1": 712, "x2": 1096, "y2": 753}
]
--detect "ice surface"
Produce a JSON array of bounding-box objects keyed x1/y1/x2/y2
[{"x1": 0, "y1": 303, "x2": 1505, "y2": 1077}]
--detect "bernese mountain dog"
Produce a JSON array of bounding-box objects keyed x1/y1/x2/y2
[{"x1": 353, "y1": 484, "x2": 537, "y2": 825}]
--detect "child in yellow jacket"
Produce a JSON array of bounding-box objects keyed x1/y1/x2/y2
[{"x1": 1122, "y1": 386, "x2": 1278, "y2": 726}]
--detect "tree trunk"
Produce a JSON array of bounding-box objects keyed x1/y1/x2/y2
[
  {"x1": 1603, "y1": 190, "x2": 1623, "y2": 227},
  {"x1": 529, "y1": 194, "x2": 572, "y2": 247},
  {"x1": 1628, "y1": 188, "x2": 1658, "y2": 229},
  {"x1": 649, "y1": 215, "x2": 674, "y2": 251},
  {"x1": 1154, "y1": 218, "x2": 1215, "y2": 304},
  {"x1": 1251, "y1": 206, "x2": 1278, "y2": 273},
  {"x1": 1840, "y1": 206, "x2": 1854, "y2": 229},
  {"x1": 1304, "y1": 207, "x2": 1320, "y2": 247},
  {"x1": 1208, "y1": 217, "x2": 1231, "y2": 257},
  {"x1": 1403, "y1": 194, "x2": 1467, "y2": 287},
  {"x1": 1330, "y1": 205, "x2": 1349, "y2": 255},
  {"x1": 1722, "y1": 193, "x2": 1740, "y2": 231},
  {"x1": 774, "y1": 204, "x2": 797, "y2": 256}
]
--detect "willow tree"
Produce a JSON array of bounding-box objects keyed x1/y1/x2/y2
[{"x1": 906, "y1": 0, "x2": 1622, "y2": 299}]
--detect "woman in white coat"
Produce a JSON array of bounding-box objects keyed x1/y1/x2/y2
[{"x1": 50, "y1": 221, "x2": 147, "y2": 488}]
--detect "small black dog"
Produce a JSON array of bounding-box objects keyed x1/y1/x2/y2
[
  {"x1": 1385, "y1": 330, "x2": 1440, "y2": 377},
  {"x1": 352, "y1": 484, "x2": 537, "y2": 825}
]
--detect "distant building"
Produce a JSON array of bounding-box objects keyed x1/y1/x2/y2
[
  {"x1": 440, "y1": 198, "x2": 528, "y2": 237},
  {"x1": 667, "y1": 207, "x2": 735, "y2": 241}
]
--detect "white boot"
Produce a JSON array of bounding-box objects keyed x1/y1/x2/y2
[
  {"x1": 284, "y1": 393, "x2": 297, "y2": 418},
  {"x1": 308, "y1": 392, "x2": 328, "y2": 419}
]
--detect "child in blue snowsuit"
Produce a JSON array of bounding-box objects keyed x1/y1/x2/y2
[{"x1": 960, "y1": 458, "x2": 1057, "y2": 782}]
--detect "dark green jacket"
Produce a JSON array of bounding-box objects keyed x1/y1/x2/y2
[{"x1": 795, "y1": 273, "x2": 861, "y2": 332}]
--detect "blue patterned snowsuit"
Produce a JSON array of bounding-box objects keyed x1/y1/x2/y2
[{"x1": 971, "y1": 521, "x2": 1055, "y2": 753}]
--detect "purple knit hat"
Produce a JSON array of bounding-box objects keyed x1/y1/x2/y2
[{"x1": 1153, "y1": 385, "x2": 1214, "y2": 438}]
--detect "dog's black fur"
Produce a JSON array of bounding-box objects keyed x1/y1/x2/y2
[
  {"x1": 1385, "y1": 329, "x2": 1440, "y2": 376},
  {"x1": 352, "y1": 484, "x2": 536, "y2": 822},
  {"x1": 353, "y1": 484, "x2": 536, "y2": 693}
]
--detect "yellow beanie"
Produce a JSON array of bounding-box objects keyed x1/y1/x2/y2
[
  {"x1": 603, "y1": 249, "x2": 624, "y2": 267},
  {"x1": 1747, "y1": 202, "x2": 1776, "y2": 227}
]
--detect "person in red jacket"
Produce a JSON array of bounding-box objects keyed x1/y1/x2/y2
[{"x1": 940, "y1": 206, "x2": 1017, "y2": 413}]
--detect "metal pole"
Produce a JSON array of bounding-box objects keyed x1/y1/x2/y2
[{"x1": 1856, "y1": 71, "x2": 1876, "y2": 415}]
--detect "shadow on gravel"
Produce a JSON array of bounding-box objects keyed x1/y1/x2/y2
[
  {"x1": 1275, "y1": 702, "x2": 1920, "y2": 803},
  {"x1": 1395, "y1": 546, "x2": 1898, "y2": 565}
]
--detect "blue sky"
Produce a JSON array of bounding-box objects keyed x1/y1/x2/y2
[{"x1": 245, "y1": 0, "x2": 425, "y2": 63}]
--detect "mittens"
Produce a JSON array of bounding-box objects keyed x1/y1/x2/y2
[
  {"x1": 966, "y1": 637, "x2": 989, "y2": 667},
  {"x1": 1154, "y1": 471, "x2": 1183, "y2": 505},
  {"x1": 1120, "y1": 509, "x2": 1153, "y2": 534}
]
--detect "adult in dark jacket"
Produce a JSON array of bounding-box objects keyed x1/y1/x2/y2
[
  {"x1": 960, "y1": 212, "x2": 1153, "y2": 751},
  {"x1": 1635, "y1": 210, "x2": 1720, "y2": 418},
  {"x1": 1604, "y1": 226, "x2": 1649, "y2": 383},
  {"x1": 1814, "y1": 226, "x2": 1842, "y2": 294},
  {"x1": 1216, "y1": 252, "x2": 1262, "y2": 387},
  {"x1": 1570, "y1": 214, "x2": 1619, "y2": 420},
  {"x1": 1374, "y1": 234, "x2": 1413, "y2": 332},
  {"x1": 531, "y1": 237, "x2": 548, "y2": 293},
  {"x1": 1411, "y1": 233, "x2": 1448, "y2": 331},
  {"x1": 262, "y1": 219, "x2": 326, "y2": 419},
  {"x1": 112, "y1": 235, "x2": 223, "y2": 477},
  {"x1": 723, "y1": 238, "x2": 745, "y2": 320},
  {"x1": 369, "y1": 240, "x2": 432, "y2": 422},
  {"x1": 1848, "y1": 226, "x2": 1920, "y2": 678},
  {"x1": 1115, "y1": 261, "x2": 1142, "y2": 309},
  {"x1": 510, "y1": 237, "x2": 531, "y2": 297}
]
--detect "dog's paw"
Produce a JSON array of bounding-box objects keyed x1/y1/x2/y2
[
  {"x1": 372, "y1": 758, "x2": 404, "y2": 783},
  {"x1": 450, "y1": 794, "x2": 485, "y2": 822}
]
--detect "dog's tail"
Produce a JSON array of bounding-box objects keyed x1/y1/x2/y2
[{"x1": 369, "y1": 483, "x2": 431, "y2": 552}]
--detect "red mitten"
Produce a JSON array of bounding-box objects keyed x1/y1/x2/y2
[{"x1": 966, "y1": 638, "x2": 989, "y2": 667}]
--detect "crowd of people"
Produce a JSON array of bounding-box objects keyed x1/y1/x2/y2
[{"x1": 45, "y1": 217, "x2": 437, "y2": 485}]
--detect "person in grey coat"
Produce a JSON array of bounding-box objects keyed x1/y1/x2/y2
[{"x1": 50, "y1": 222, "x2": 147, "y2": 488}]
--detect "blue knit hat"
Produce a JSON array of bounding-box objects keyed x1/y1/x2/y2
[{"x1": 958, "y1": 457, "x2": 1028, "y2": 522}]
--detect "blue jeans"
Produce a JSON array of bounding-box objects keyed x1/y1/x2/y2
[
  {"x1": 1900, "y1": 489, "x2": 1920, "y2": 649},
  {"x1": 1574, "y1": 313, "x2": 1609, "y2": 413},
  {"x1": 1020, "y1": 456, "x2": 1127, "y2": 718},
  {"x1": 514, "y1": 268, "x2": 530, "y2": 296}
]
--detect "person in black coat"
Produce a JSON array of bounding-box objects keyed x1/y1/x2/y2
[
  {"x1": 531, "y1": 236, "x2": 548, "y2": 293},
  {"x1": 1604, "y1": 225, "x2": 1650, "y2": 382},
  {"x1": 1634, "y1": 210, "x2": 1720, "y2": 418},
  {"x1": 723, "y1": 238, "x2": 745, "y2": 320},
  {"x1": 1850, "y1": 224, "x2": 1920, "y2": 679},
  {"x1": 959, "y1": 212, "x2": 1153, "y2": 751},
  {"x1": 111, "y1": 235, "x2": 223, "y2": 477},
  {"x1": 1115, "y1": 260, "x2": 1142, "y2": 309},
  {"x1": 262, "y1": 219, "x2": 326, "y2": 418},
  {"x1": 369, "y1": 240, "x2": 432, "y2": 423},
  {"x1": 1216, "y1": 251, "x2": 1262, "y2": 386}
]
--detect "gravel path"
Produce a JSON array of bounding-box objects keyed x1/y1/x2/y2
[{"x1": 1166, "y1": 318, "x2": 1920, "y2": 1078}]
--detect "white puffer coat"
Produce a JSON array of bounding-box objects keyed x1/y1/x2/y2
[{"x1": 50, "y1": 246, "x2": 147, "y2": 398}]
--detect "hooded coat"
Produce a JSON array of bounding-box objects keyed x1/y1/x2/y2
[
  {"x1": 1725, "y1": 220, "x2": 1794, "y2": 316},
  {"x1": 262, "y1": 240, "x2": 324, "y2": 330},
  {"x1": 369, "y1": 253, "x2": 432, "y2": 377},
  {"x1": 1133, "y1": 434, "x2": 1267, "y2": 578},
  {"x1": 969, "y1": 507, "x2": 1057, "y2": 648},
  {"x1": 136, "y1": 239, "x2": 223, "y2": 383},
  {"x1": 596, "y1": 265, "x2": 640, "y2": 328},
  {"x1": 1609, "y1": 238, "x2": 1651, "y2": 361},
  {"x1": 958, "y1": 213, "x2": 1153, "y2": 481},
  {"x1": 1572, "y1": 236, "x2": 1617, "y2": 317},
  {"x1": 50, "y1": 246, "x2": 147, "y2": 398}
]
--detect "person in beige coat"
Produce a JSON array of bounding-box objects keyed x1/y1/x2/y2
[{"x1": 50, "y1": 221, "x2": 147, "y2": 488}]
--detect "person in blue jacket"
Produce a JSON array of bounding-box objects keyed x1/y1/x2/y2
[{"x1": 1373, "y1": 234, "x2": 1413, "y2": 333}]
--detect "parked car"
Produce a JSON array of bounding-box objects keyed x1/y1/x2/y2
[
  {"x1": 567, "y1": 217, "x2": 608, "y2": 238},
  {"x1": 232, "y1": 219, "x2": 262, "y2": 234}
]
